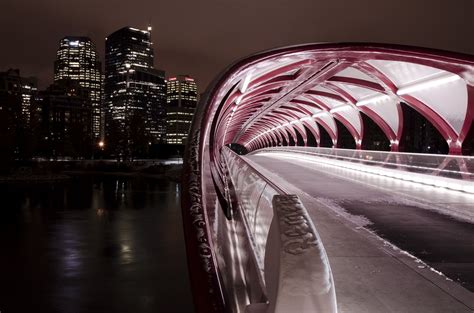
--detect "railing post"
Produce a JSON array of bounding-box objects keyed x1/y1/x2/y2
[{"x1": 246, "y1": 195, "x2": 338, "y2": 313}]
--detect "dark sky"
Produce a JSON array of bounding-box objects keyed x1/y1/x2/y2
[{"x1": 2, "y1": 0, "x2": 473, "y2": 92}]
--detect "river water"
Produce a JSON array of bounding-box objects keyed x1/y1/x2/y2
[{"x1": 0, "y1": 174, "x2": 193, "y2": 313}]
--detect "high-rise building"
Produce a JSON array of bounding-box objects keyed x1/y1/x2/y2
[
  {"x1": 54, "y1": 36, "x2": 102, "y2": 140},
  {"x1": 31, "y1": 80, "x2": 92, "y2": 158},
  {"x1": 105, "y1": 26, "x2": 167, "y2": 156},
  {"x1": 0, "y1": 69, "x2": 37, "y2": 125},
  {"x1": 166, "y1": 75, "x2": 198, "y2": 145},
  {"x1": 0, "y1": 69, "x2": 37, "y2": 160}
]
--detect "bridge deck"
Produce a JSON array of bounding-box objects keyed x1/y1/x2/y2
[{"x1": 244, "y1": 152, "x2": 474, "y2": 313}]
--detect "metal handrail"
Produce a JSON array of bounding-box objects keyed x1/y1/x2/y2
[
  {"x1": 224, "y1": 147, "x2": 287, "y2": 195},
  {"x1": 223, "y1": 147, "x2": 338, "y2": 313}
]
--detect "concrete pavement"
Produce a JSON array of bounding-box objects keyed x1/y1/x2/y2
[{"x1": 245, "y1": 153, "x2": 474, "y2": 313}]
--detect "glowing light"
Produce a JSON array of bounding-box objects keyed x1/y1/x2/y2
[
  {"x1": 329, "y1": 105, "x2": 351, "y2": 114},
  {"x1": 235, "y1": 94, "x2": 244, "y2": 105},
  {"x1": 396, "y1": 73, "x2": 461, "y2": 95},
  {"x1": 313, "y1": 112, "x2": 328, "y2": 118},
  {"x1": 356, "y1": 94, "x2": 391, "y2": 107},
  {"x1": 98, "y1": 141, "x2": 105, "y2": 148},
  {"x1": 240, "y1": 73, "x2": 252, "y2": 94},
  {"x1": 312, "y1": 112, "x2": 327, "y2": 118}
]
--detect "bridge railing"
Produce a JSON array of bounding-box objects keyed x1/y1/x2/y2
[
  {"x1": 222, "y1": 147, "x2": 337, "y2": 313},
  {"x1": 223, "y1": 147, "x2": 283, "y2": 274},
  {"x1": 255, "y1": 147, "x2": 474, "y2": 193}
]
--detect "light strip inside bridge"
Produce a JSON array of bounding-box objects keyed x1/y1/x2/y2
[{"x1": 255, "y1": 150, "x2": 474, "y2": 194}]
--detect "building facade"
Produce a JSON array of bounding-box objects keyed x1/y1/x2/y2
[
  {"x1": 0, "y1": 69, "x2": 37, "y2": 125},
  {"x1": 54, "y1": 36, "x2": 102, "y2": 141},
  {"x1": 0, "y1": 69, "x2": 37, "y2": 160},
  {"x1": 105, "y1": 26, "x2": 167, "y2": 156},
  {"x1": 31, "y1": 80, "x2": 92, "y2": 158},
  {"x1": 166, "y1": 75, "x2": 198, "y2": 145}
]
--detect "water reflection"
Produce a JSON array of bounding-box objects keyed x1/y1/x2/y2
[{"x1": 0, "y1": 174, "x2": 193, "y2": 313}]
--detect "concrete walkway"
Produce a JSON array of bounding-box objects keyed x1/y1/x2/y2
[{"x1": 245, "y1": 153, "x2": 474, "y2": 313}]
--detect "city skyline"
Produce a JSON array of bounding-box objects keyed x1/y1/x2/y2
[
  {"x1": 1, "y1": 0, "x2": 473, "y2": 93},
  {"x1": 0, "y1": 24, "x2": 199, "y2": 160}
]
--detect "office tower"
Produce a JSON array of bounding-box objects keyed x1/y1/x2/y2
[
  {"x1": 31, "y1": 80, "x2": 92, "y2": 158},
  {"x1": 0, "y1": 69, "x2": 37, "y2": 160},
  {"x1": 54, "y1": 36, "x2": 102, "y2": 140},
  {"x1": 0, "y1": 69, "x2": 37, "y2": 125},
  {"x1": 105, "y1": 26, "x2": 167, "y2": 156},
  {"x1": 166, "y1": 75, "x2": 198, "y2": 145}
]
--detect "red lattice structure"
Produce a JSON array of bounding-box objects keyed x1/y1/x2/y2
[{"x1": 182, "y1": 43, "x2": 474, "y2": 313}]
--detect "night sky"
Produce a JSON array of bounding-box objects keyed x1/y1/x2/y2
[{"x1": 2, "y1": 0, "x2": 473, "y2": 92}]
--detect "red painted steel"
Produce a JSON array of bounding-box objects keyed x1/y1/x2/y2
[{"x1": 182, "y1": 43, "x2": 474, "y2": 313}]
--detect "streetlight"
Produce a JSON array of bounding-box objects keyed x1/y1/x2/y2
[{"x1": 98, "y1": 141, "x2": 105, "y2": 149}]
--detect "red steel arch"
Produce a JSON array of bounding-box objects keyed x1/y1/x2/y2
[{"x1": 182, "y1": 43, "x2": 474, "y2": 313}]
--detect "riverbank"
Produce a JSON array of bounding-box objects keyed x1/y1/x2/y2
[
  {"x1": 0, "y1": 173, "x2": 71, "y2": 183},
  {"x1": 0, "y1": 160, "x2": 183, "y2": 183},
  {"x1": 64, "y1": 165, "x2": 182, "y2": 182}
]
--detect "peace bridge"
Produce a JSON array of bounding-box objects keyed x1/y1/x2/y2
[{"x1": 181, "y1": 43, "x2": 474, "y2": 313}]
